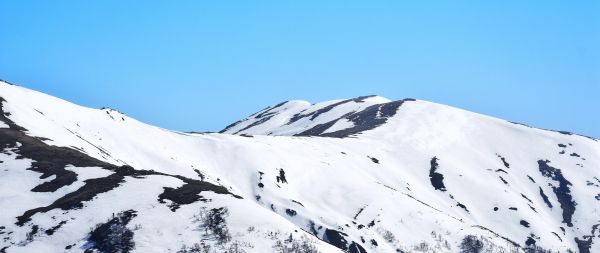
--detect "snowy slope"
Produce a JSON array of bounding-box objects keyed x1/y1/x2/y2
[{"x1": 0, "y1": 80, "x2": 599, "y2": 253}]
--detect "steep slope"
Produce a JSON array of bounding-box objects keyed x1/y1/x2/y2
[{"x1": 0, "y1": 81, "x2": 599, "y2": 253}]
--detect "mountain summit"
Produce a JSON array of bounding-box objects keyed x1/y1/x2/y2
[{"x1": 0, "y1": 81, "x2": 598, "y2": 253}]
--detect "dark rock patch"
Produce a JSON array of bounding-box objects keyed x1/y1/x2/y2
[
  {"x1": 16, "y1": 166, "x2": 133, "y2": 226},
  {"x1": 429, "y1": 157, "x2": 446, "y2": 192},
  {"x1": 295, "y1": 99, "x2": 415, "y2": 138},
  {"x1": 288, "y1": 96, "x2": 376, "y2": 125},
  {"x1": 520, "y1": 220, "x2": 530, "y2": 228},
  {"x1": 538, "y1": 160, "x2": 576, "y2": 227}
]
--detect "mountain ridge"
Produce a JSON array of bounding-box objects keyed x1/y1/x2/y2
[{"x1": 0, "y1": 80, "x2": 599, "y2": 253}]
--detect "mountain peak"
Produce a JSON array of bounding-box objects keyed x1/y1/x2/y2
[{"x1": 220, "y1": 95, "x2": 414, "y2": 137}]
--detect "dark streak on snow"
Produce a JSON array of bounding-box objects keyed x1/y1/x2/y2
[
  {"x1": 496, "y1": 154, "x2": 510, "y2": 168},
  {"x1": 539, "y1": 187, "x2": 553, "y2": 208}
]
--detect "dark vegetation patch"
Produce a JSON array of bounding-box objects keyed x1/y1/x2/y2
[
  {"x1": 569, "y1": 153, "x2": 580, "y2": 157},
  {"x1": 353, "y1": 206, "x2": 366, "y2": 220},
  {"x1": 272, "y1": 234, "x2": 322, "y2": 253},
  {"x1": 472, "y1": 226, "x2": 521, "y2": 248},
  {"x1": 520, "y1": 220, "x2": 530, "y2": 228},
  {"x1": 285, "y1": 209, "x2": 297, "y2": 216},
  {"x1": 257, "y1": 171, "x2": 264, "y2": 188},
  {"x1": 459, "y1": 235, "x2": 483, "y2": 253},
  {"x1": 16, "y1": 166, "x2": 133, "y2": 226},
  {"x1": 509, "y1": 207, "x2": 518, "y2": 211},
  {"x1": 537, "y1": 160, "x2": 576, "y2": 227},
  {"x1": 25, "y1": 225, "x2": 39, "y2": 242},
  {"x1": 84, "y1": 210, "x2": 137, "y2": 253},
  {"x1": 0, "y1": 99, "x2": 115, "y2": 193},
  {"x1": 367, "y1": 220, "x2": 375, "y2": 228},
  {"x1": 525, "y1": 236, "x2": 536, "y2": 247},
  {"x1": 368, "y1": 156, "x2": 379, "y2": 164},
  {"x1": 194, "y1": 207, "x2": 231, "y2": 245},
  {"x1": 497, "y1": 154, "x2": 510, "y2": 168},
  {"x1": 276, "y1": 168, "x2": 288, "y2": 184},
  {"x1": 429, "y1": 157, "x2": 446, "y2": 192},
  {"x1": 370, "y1": 239, "x2": 377, "y2": 246},
  {"x1": 456, "y1": 203, "x2": 469, "y2": 213},
  {"x1": 323, "y1": 229, "x2": 366, "y2": 253},
  {"x1": 44, "y1": 220, "x2": 67, "y2": 235},
  {"x1": 575, "y1": 223, "x2": 600, "y2": 253},
  {"x1": 558, "y1": 144, "x2": 567, "y2": 148},
  {"x1": 295, "y1": 99, "x2": 415, "y2": 138},
  {"x1": 1, "y1": 99, "x2": 241, "y2": 224},
  {"x1": 493, "y1": 207, "x2": 499, "y2": 211}
]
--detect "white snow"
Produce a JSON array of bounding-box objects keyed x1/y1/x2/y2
[{"x1": 0, "y1": 80, "x2": 598, "y2": 252}]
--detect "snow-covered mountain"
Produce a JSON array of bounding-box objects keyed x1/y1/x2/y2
[{"x1": 0, "y1": 80, "x2": 598, "y2": 253}]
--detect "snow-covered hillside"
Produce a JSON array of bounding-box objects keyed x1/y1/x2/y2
[{"x1": 0, "y1": 80, "x2": 598, "y2": 253}]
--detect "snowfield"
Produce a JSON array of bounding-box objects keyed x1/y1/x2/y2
[{"x1": 0, "y1": 81, "x2": 598, "y2": 253}]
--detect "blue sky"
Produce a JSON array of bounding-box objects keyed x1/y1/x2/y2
[{"x1": 1, "y1": 1, "x2": 598, "y2": 136}]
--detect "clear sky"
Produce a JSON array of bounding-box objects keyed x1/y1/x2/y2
[{"x1": 1, "y1": 1, "x2": 598, "y2": 137}]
